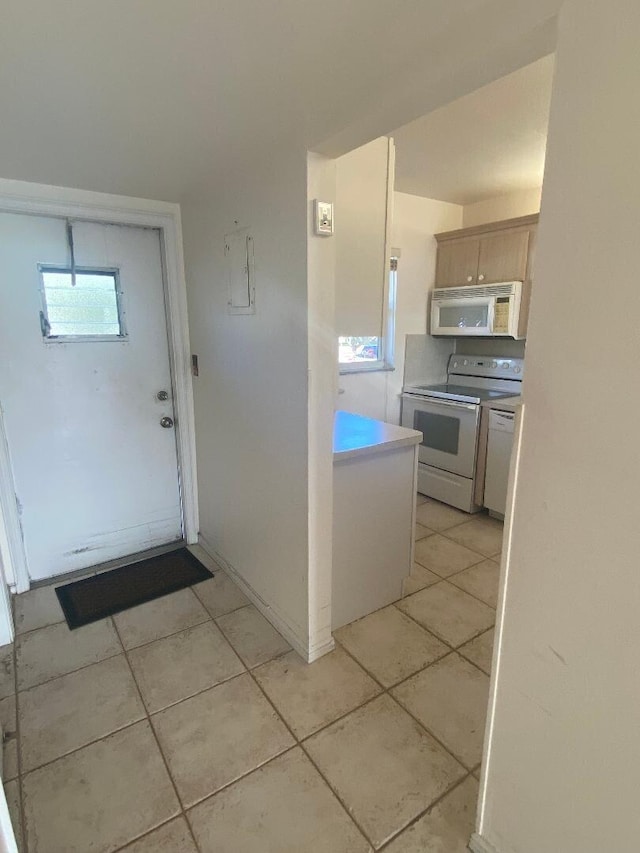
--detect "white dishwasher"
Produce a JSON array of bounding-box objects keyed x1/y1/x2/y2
[{"x1": 484, "y1": 409, "x2": 515, "y2": 517}]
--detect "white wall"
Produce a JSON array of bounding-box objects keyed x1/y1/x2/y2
[
  {"x1": 338, "y1": 370, "x2": 389, "y2": 422},
  {"x1": 390, "y1": 193, "x2": 462, "y2": 422},
  {"x1": 181, "y1": 149, "x2": 315, "y2": 659},
  {"x1": 339, "y1": 191, "x2": 462, "y2": 423},
  {"x1": 462, "y1": 187, "x2": 542, "y2": 228},
  {"x1": 477, "y1": 2, "x2": 640, "y2": 851},
  {"x1": 306, "y1": 152, "x2": 337, "y2": 660},
  {"x1": 334, "y1": 138, "x2": 392, "y2": 337}
]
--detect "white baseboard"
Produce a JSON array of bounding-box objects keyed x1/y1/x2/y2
[
  {"x1": 197, "y1": 535, "x2": 334, "y2": 663},
  {"x1": 306, "y1": 635, "x2": 336, "y2": 662},
  {"x1": 469, "y1": 833, "x2": 500, "y2": 853}
]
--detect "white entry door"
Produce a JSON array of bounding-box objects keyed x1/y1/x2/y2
[{"x1": 0, "y1": 213, "x2": 183, "y2": 581}]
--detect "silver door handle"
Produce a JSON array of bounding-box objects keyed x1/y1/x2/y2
[{"x1": 160, "y1": 416, "x2": 174, "y2": 429}]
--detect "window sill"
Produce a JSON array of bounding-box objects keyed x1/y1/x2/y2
[{"x1": 339, "y1": 363, "x2": 395, "y2": 376}]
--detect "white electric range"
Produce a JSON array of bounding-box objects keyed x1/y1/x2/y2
[{"x1": 401, "y1": 354, "x2": 524, "y2": 512}]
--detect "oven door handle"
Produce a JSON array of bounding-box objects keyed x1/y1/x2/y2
[{"x1": 405, "y1": 395, "x2": 477, "y2": 412}]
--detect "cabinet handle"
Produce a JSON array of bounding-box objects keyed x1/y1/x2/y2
[
  {"x1": 466, "y1": 275, "x2": 474, "y2": 282},
  {"x1": 478, "y1": 273, "x2": 485, "y2": 281}
]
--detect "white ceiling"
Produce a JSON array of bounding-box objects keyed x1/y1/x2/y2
[
  {"x1": 0, "y1": 2, "x2": 561, "y2": 202},
  {"x1": 392, "y1": 55, "x2": 555, "y2": 205}
]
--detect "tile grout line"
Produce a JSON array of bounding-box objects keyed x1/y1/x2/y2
[
  {"x1": 430, "y1": 631, "x2": 492, "y2": 679},
  {"x1": 331, "y1": 637, "x2": 475, "y2": 774},
  {"x1": 17, "y1": 646, "x2": 475, "y2": 851},
  {"x1": 21, "y1": 580, "x2": 484, "y2": 740},
  {"x1": 12, "y1": 597, "x2": 291, "y2": 794},
  {"x1": 11, "y1": 581, "x2": 247, "y2": 696},
  {"x1": 332, "y1": 633, "x2": 449, "y2": 697},
  {"x1": 14, "y1": 573, "x2": 244, "y2": 644},
  {"x1": 300, "y1": 704, "x2": 472, "y2": 852},
  {"x1": 13, "y1": 592, "x2": 258, "y2": 850},
  {"x1": 189, "y1": 627, "x2": 478, "y2": 849},
  {"x1": 298, "y1": 741, "x2": 380, "y2": 850},
  {"x1": 12, "y1": 547, "x2": 490, "y2": 851},
  {"x1": 16, "y1": 648, "x2": 126, "y2": 697},
  {"x1": 413, "y1": 553, "x2": 497, "y2": 596},
  {"x1": 110, "y1": 745, "x2": 313, "y2": 851},
  {"x1": 415, "y1": 548, "x2": 488, "y2": 573},
  {"x1": 110, "y1": 817, "x2": 195, "y2": 853},
  {"x1": 182, "y1": 743, "x2": 303, "y2": 815},
  {"x1": 211, "y1": 614, "x2": 281, "y2": 672},
  {"x1": 143, "y1": 542, "x2": 478, "y2": 841},
  {"x1": 328, "y1": 561, "x2": 494, "y2": 647},
  {"x1": 415, "y1": 509, "x2": 502, "y2": 554},
  {"x1": 130, "y1": 632, "x2": 380, "y2": 849},
  {"x1": 12, "y1": 580, "x2": 276, "y2": 849},
  {"x1": 391, "y1": 600, "x2": 494, "y2": 679},
  {"x1": 389, "y1": 690, "x2": 477, "y2": 773},
  {"x1": 456, "y1": 648, "x2": 491, "y2": 677},
  {"x1": 14, "y1": 618, "x2": 67, "y2": 641},
  {"x1": 404, "y1": 571, "x2": 497, "y2": 613},
  {"x1": 394, "y1": 586, "x2": 495, "y2": 649},
  {"x1": 14, "y1": 664, "x2": 258, "y2": 779},
  {"x1": 16, "y1": 616, "x2": 231, "y2": 776},
  {"x1": 411, "y1": 522, "x2": 501, "y2": 598},
  {"x1": 105, "y1": 586, "x2": 357, "y2": 848},
  {"x1": 445, "y1": 574, "x2": 499, "y2": 609},
  {"x1": 12, "y1": 601, "x2": 28, "y2": 853},
  {"x1": 376, "y1": 769, "x2": 477, "y2": 851},
  {"x1": 109, "y1": 613, "x2": 205, "y2": 853},
  {"x1": 190, "y1": 585, "x2": 253, "y2": 622},
  {"x1": 244, "y1": 665, "x2": 378, "y2": 850}
]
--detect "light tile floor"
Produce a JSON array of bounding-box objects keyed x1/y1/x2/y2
[{"x1": 1, "y1": 504, "x2": 501, "y2": 852}]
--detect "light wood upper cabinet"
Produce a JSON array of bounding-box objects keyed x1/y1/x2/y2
[
  {"x1": 477, "y1": 229, "x2": 530, "y2": 284},
  {"x1": 435, "y1": 237, "x2": 480, "y2": 287},
  {"x1": 434, "y1": 214, "x2": 538, "y2": 288}
]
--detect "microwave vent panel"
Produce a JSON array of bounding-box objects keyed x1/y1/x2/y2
[{"x1": 433, "y1": 282, "x2": 521, "y2": 300}]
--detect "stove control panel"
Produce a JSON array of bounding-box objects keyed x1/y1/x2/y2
[{"x1": 448, "y1": 355, "x2": 524, "y2": 380}]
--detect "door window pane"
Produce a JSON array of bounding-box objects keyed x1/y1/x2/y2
[
  {"x1": 439, "y1": 304, "x2": 488, "y2": 329},
  {"x1": 40, "y1": 268, "x2": 124, "y2": 339},
  {"x1": 414, "y1": 410, "x2": 460, "y2": 455}
]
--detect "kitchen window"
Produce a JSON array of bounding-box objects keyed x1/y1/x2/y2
[{"x1": 338, "y1": 256, "x2": 397, "y2": 373}]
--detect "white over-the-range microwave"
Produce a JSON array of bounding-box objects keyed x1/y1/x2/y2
[{"x1": 430, "y1": 280, "x2": 524, "y2": 339}]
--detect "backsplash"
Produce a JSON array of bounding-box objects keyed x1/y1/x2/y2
[
  {"x1": 402, "y1": 333, "x2": 525, "y2": 387},
  {"x1": 404, "y1": 334, "x2": 454, "y2": 386},
  {"x1": 455, "y1": 338, "x2": 526, "y2": 359}
]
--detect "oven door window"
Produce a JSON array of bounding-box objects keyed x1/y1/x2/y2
[
  {"x1": 438, "y1": 303, "x2": 489, "y2": 330},
  {"x1": 414, "y1": 410, "x2": 460, "y2": 455}
]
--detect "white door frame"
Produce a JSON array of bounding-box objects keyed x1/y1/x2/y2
[{"x1": 0, "y1": 178, "x2": 199, "y2": 599}]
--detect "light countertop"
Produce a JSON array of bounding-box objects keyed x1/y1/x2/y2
[
  {"x1": 333, "y1": 410, "x2": 421, "y2": 462},
  {"x1": 481, "y1": 395, "x2": 522, "y2": 413}
]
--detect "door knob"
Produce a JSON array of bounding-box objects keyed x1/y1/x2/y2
[
  {"x1": 156, "y1": 390, "x2": 169, "y2": 401},
  {"x1": 160, "y1": 416, "x2": 174, "y2": 429}
]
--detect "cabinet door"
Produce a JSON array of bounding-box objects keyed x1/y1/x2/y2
[
  {"x1": 477, "y1": 229, "x2": 530, "y2": 284},
  {"x1": 435, "y1": 238, "x2": 480, "y2": 287}
]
